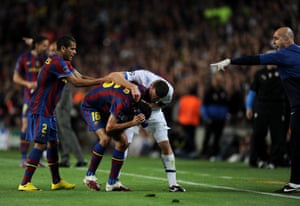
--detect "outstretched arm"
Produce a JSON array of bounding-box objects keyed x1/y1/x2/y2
[
  {"x1": 66, "y1": 72, "x2": 111, "y2": 87},
  {"x1": 72, "y1": 70, "x2": 98, "y2": 80},
  {"x1": 210, "y1": 55, "x2": 261, "y2": 71}
]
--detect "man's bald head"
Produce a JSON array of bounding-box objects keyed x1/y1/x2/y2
[
  {"x1": 273, "y1": 27, "x2": 295, "y2": 49},
  {"x1": 277, "y1": 27, "x2": 294, "y2": 40}
]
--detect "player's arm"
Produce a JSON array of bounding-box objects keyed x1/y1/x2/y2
[
  {"x1": 13, "y1": 72, "x2": 37, "y2": 90},
  {"x1": 106, "y1": 72, "x2": 141, "y2": 102},
  {"x1": 105, "y1": 113, "x2": 146, "y2": 136},
  {"x1": 210, "y1": 56, "x2": 261, "y2": 71},
  {"x1": 73, "y1": 70, "x2": 97, "y2": 80},
  {"x1": 65, "y1": 72, "x2": 112, "y2": 87},
  {"x1": 245, "y1": 90, "x2": 256, "y2": 120}
]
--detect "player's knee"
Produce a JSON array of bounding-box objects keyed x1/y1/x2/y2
[
  {"x1": 99, "y1": 138, "x2": 110, "y2": 147},
  {"x1": 47, "y1": 140, "x2": 59, "y2": 148},
  {"x1": 34, "y1": 142, "x2": 47, "y2": 150},
  {"x1": 115, "y1": 141, "x2": 129, "y2": 151}
]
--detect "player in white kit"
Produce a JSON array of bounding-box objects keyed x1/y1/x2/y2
[{"x1": 112, "y1": 69, "x2": 186, "y2": 192}]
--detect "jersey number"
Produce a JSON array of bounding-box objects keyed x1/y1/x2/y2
[
  {"x1": 41, "y1": 123, "x2": 47, "y2": 138},
  {"x1": 102, "y1": 82, "x2": 130, "y2": 94},
  {"x1": 91, "y1": 112, "x2": 101, "y2": 121}
]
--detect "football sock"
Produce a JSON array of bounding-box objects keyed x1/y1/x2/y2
[
  {"x1": 161, "y1": 154, "x2": 177, "y2": 186},
  {"x1": 21, "y1": 148, "x2": 43, "y2": 185},
  {"x1": 47, "y1": 146, "x2": 60, "y2": 184},
  {"x1": 86, "y1": 143, "x2": 105, "y2": 176},
  {"x1": 20, "y1": 132, "x2": 30, "y2": 160},
  {"x1": 108, "y1": 149, "x2": 125, "y2": 185}
]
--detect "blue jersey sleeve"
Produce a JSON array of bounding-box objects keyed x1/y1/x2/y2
[{"x1": 245, "y1": 90, "x2": 256, "y2": 109}]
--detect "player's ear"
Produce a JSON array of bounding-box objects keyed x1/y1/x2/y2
[{"x1": 61, "y1": 45, "x2": 66, "y2": 52}]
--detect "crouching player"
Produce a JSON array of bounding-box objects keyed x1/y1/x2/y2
[{"x1": 82, "y1": 81, "x2": 151, "y2": 191}]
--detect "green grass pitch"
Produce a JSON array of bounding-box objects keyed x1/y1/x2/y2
[{"x1": 0, "y1": 149, "x2": 299, "y2": 206}]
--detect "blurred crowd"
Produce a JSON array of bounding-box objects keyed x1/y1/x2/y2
[{"x1": 0, "y1": 0, "x2": 299, "y2": 158}]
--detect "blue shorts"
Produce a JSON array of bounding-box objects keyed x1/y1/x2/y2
[
  {"x1": 81, "y1": 107, "x2": 108, "y2": 132},
  {"x1": 26, "y1": 113, "x2": 58, "y2": 144}
]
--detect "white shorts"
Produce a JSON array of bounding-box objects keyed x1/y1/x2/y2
[{"x1": 125, "y1": 109, "x2": 170, "y2": 143}]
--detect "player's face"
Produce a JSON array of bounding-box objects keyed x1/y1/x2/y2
[
  {"x1": 272, "y1": 31, "x2": 287, "y2": 50},
  {"x1": 48, "y1": 42, "x2": 57, "y2": 55},
  {"x1": 149, "y1": 84, "x2": 159, "y2": 103},
  {"x1": 62, "y1": 41, "x2": 77, "y2": 61},
  {"x1": 36, "y1": 40, "x2": 50, "y2": 55}
]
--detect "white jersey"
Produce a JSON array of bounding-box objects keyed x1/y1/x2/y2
[
  {"x1": 123, "y1": 70, "x2": 172, "y2": 143},
  {"x1": 124, "y1": 70, "x2": 174, "y2": 105}
]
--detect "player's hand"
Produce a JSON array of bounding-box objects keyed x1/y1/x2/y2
[
  {"x1": 246, "y1": 109, "x2": 253, "y2": 120},
  {"x1": 210, "y1": 59, "x2": 231, "y2": 72},
  {"x1": 27, "y1": 82, "x2": 37, "y2": 90},
  {"x1": 130, "y1": 84, "x2": 141, "y2": 102},
  {"x1": 132, "y1": 113, "x2": 146, "y2": 125},
  {"x1": 22, "y1": 37, "x2": 33, "y2": 46}
]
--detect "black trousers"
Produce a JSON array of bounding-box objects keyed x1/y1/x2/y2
[
  {"x1": 201, "y1": 119, "x2": 226, "y2": 157},
  {"x1": 249, "y1": 102, "x2": 289, "y2": 166},
  {"x1": 289, "y1": 107, "x2": 300, "y2": 183},
  {"x1": 181, "y1": 124, "x2": 197, "y2": 153}
]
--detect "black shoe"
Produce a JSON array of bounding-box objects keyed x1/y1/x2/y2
[
  {"x1": 275, "y1": 183, "x2": 300, "y2": 193},
  {"x1": 169, "y1": 185, "x2": 186, "y2": 192},
  {"x1": 75, "y1": 161, "x2": 87, "y2": 167},
  {"x1": 59, "y1": 162, "x2": 70, "y2": 168}
]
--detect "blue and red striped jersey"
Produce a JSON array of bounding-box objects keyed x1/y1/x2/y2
[
  {"x1": 29, "y1": 54, "x2": 74, "y2": 116},
  {"x1": 82, "y1": 82, "x2": 147, "y2": 121},
  {"x1": 14, "y1": 51, "x2": 47, "y2": 103}
]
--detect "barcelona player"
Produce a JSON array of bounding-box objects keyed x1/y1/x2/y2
[
  {"x1": 13, "y1": 35, "x2": 49, "y2": 167},
  {"x1": 18, "y1": 35, "x2": 115, "y2": 191},
  {"x1": 109, "y1": 68, "x2": 186, "y2": 192},
  {"x1": 82, "y1": 81, "x2": 151, "y2": 191}
]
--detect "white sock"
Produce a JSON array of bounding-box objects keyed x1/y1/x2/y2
[{"x1": 161, "y1": 154, "x2": 177, "y2": 186}]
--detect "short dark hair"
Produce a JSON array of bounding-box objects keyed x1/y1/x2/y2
[
  {"x1": 32, "y1": 35, "x2": 48, "y2": 49},
  {"x1": 56, "y1": 35, "x2": 76, "y2": 50},
  {"x1": 136, "y1": 101, "x2": 152, "y2": 119},
  {"x1": 153, "y1": 80, "x2": 169, "y2": 98}
]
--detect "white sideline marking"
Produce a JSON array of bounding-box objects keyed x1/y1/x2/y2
[
  {"x1": 98, "y1": 169, "x2": 300, "y2": 200},
  {"x1": 2, "y1": 157, "x2": 298, "y2": 200}
]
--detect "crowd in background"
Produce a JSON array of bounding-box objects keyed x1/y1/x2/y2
[{"x1": 0, "y1": 0, "x2": 299, "y2": 158}]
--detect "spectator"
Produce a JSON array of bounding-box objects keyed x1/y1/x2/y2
[
  {"x1": 245, "y1": 63, "x2": 290, "y2": 169},
  {"x1": 176, "y1": 85, "x2": 202, "y2": 158},
  {"x1": 201, "y1": 73, "x2": 229, "y2": 161},
  {"x1": 56, "y1": 83, "x2": 87, "y2": 168}
]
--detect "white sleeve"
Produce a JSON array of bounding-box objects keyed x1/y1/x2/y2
[
  {"x1": 124, "y1": 70, "x2": 155, "y2": 88},
  {"x1": 124, "y1": 70, "x2": 174, "y2": 104}
]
